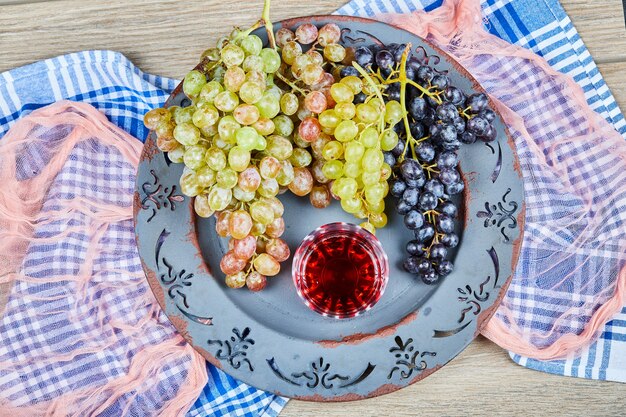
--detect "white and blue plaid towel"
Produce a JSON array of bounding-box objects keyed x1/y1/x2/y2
[
  {"x1": 0, "y1": 51, "x2": 286, "y2": 417},
  {"x1": 1, "y1": 0, "x2": 625, "y2": 415}
]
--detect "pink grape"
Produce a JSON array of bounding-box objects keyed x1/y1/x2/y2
[
  {"x1": 220, "y1": 250, "x2": 246, "y2": 275},
  {"x1": 266, "y1": 238, "x2": 291, "y2": 262},
  {"x1": 228, "y1": 210, "x2": 253, "y2": 240},
  {"x1": 298, "y1": 117, "x2": 321, "y2": 142},
  {"x1": 246, "y1": 271, "x2": 267, "y2": 291},
  {"x1": 266, "y1": 217, "x2": 285, "y2": 238},
  {"x1": 233, "y1": 235, "x2": 257, "y2": 260},
  {"x1": 295, "y1": 23, "x2": 318, "y2": 44}
]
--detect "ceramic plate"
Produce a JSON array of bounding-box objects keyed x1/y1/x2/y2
[{"x1": 134, "y1": 15, "x2": 524, "y2": 401}]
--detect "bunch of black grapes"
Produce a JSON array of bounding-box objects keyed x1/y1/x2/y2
[{"x1": 342, "y1": 43, "x2": 498, "y2": 285}]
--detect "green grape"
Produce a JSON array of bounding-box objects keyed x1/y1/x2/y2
[
  {"x1": 323, "y1": 43, "x2": 346, "y2": 63},
  {"x1": 330, "y1": 83, "x2": 354, "y2": 104},
  {"x1": 254, "y1": 135, "x2": 267, "y2": 151},
  {"x1": 360, "y1": 222, "x2": 376, "y2": 235},
  {"x1": 184, "y1": 146, "x2": 207, "y2": 170},
  {"x1": 366, "y1": 199, "x2": 385, "y2": 215},
  {"x1": 233, "y1": 104, "x2": 260, "y2": 125},
  {"x1": 173, "y1": 106, "x2": 194, "y2": 125},
  {"x1": 174, "y1": 122, "x2": 200, "y2": 146},
  {"x1": 259, "y1": 156, "x2": 281, "y2": 179},
  {"x1": 214, "y1": 91, "x2": 239, "y2": 112},
  {"x1": 276, "y1": 160, "x2": 295, "y2": 186},
  {"x1": 224, "y1": 66, "x2": 246, "y2": 92},
  {"x1": 361, "y1": 170, "x2": 380, "y2": 186},
  {"x1": 199, "y1": 123, "x2": 218, "y2": 138},
  {"x1": 293, "y1": 133, "x2": 310, "y2": 149},
  {"x1": 306, "y1": 49, "x2": 324, "y2": 65},
  {"x1": 380, "y1": 129, "x2": 399, "y2": 152},
  {"x1": 249, "y1": 201, "x2": 275, "y2": 225},
  {"x1": 183, "y1": 70, "x2": 207, "y2": 98},
  {"x1": 211, "y1": 65, "x2": 226, "y2": 84},
  {"x1": 364, "y1": 183, "x2": 386, "y2": 204},
  {"x1": 266, "y1": 135, "x2": 293, "y2": 160},
  {"x1": 344, "y1": 141, "x2": 365, "y2": 162},
  {"x1": 239, "y1": 81, "x2": 264, "y2": 104},
  {"x1": 289, "y1": 148, "x2": 312, "y2": 168},
  {"x1": 168, "y1": 146, "x2": 185, "y2": 163},
  {"x1": 319, "y1": 109, "x2": 340, "y2": 128},
  {"x1": 311, "y1": 134, "x2": 331, "y2": 158},
  {"x1": 208, "y1": 186, "x2": 232, "y2": 211},
  {"x1": 343, "y1": 161, "x2": 362, "y2": 178},
  {"x1": 281, "y1": 41, "x2": 302, "y2": 65},
  {"x1": 199, "y1": 80, "x2": 224, "y2": 103},
  {"x1": 340, "y1": 196, "x2": 362, "y2": 214},
  {"x1": 194, "y1": 193, "x2": 214, "y2": 218},
  {"x1": 260, "y1": 48, "x2": 281, "y2": 73},
  {"x1": 243, "y1": 55, "x2": 264, "y2": 73},
  {"x1": 370, "y1": 212, "x2": 387, "y2": 228},
  {"x1": 355, "y1": 103, "x2": 378, "y2": 124},
  {"x1": 192, "y1": 104, "x2": 219, "y2": 128},
  {"x1": 359, "y1": 127, "x2": 379, "y2": 148},
  {"x1": 334, "y1": 120, "x2": 358, "y2": 142},
  {"x1": 233, "y1": 186, "x2": 256, "y2": 202},
  {"x1": 380, "y1": 162, "x2": 392, "y2": 181},
  {"x1": 265, "y1": 83, "x2": 282, "y2": 98},
  {"x1": 216, "y1": 167, "x2": 238, "y2": 189},
  {"x1": 322, "y1": 140, "x2": 343, "y2": 160},
  {"x1": 334, "y1": 102, "x2": 356, "y2": 120},
  {"x1": 322, "y1": 160, "x2": 344, "y2": 180},
  {"x1": 280, "y1": 93, "x2": 299, "y2": 116},
  {"x1": 228, "y1": 146, "x2": 251, "y2": 171},
  {"x1": 235, "y1": 126, "x2": 258, "y2": 151},
  {"x1": 255, "y1": 91, "x2": 280, "y2": 119},
  {"x1": 300, "y1": 64, "x2": 324, "y2": 86},
  {"x1": 221, "y1": 43, "x2": 245, "y2": 67},
  {"x1": 341, "y1": 76, "x2": 363, "y2": 95},
  {"x1": 205, "y1": 147, "x2": 227, "y2": 171},
  {"x1": 218, "y1": 115, "x2": 241, "y2": 142},
  {"x1": 261, "y1": 196, "x2": 284, "y2": 218},
  {"x1": 362, "y1": 148, "x2": 384, "y2": 172},
  {"x1": 334, "y1": 177, "x2": 358, "y2": 199},
  {"x1": 194, "y1": 165, "x2": 216, "y2": 188},
  {"x1": 214, "y1": 135, "x2": 234, "y2": 151},
  {"x1": 253, "y1": 117, "x2": 275, "y2": 136},
  {"x1": 273, "y1": 115, "x2": 294, "y2": 137},
  {"x1": 258, "y1": 178, "x2": 280, "y2": 197},
  {"x1": 180, "y1": 170, "x2": 204, "y2": 197},
  {"x1": 291, "y1": 54, "x2": 312, "y2": 78},
  {"x1": 245, "y1": 70, "x2": 267, "y2": 86},
  {"x1": 201, "y1": 47, "x2": 220, "y2": 61},
  {"x1": 240, "y1": 34, "x2": 263, "y2": 56},
  {"x1": 384, "y1": 100, "x2": 404, "y2": 125},
  {"x1": 144, "y1": 108, "x2": 171, "y2": 130}
]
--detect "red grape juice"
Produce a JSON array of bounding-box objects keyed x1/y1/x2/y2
[{"x1": 292, "y1": 222, "x2": 389, "y2": 319}]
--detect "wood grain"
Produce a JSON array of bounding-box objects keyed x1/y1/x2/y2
[{"x1": 2, "y1": 0, "x2": 626, "y2": 415}]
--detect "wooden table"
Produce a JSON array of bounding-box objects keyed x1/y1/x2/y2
[{"x1": 1, "y1": 0, "x2": 625, "y2": 415}]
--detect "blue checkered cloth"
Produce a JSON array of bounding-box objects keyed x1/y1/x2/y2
[
  {"x1": 0, "y1": 50, "x2": 286, "y2": 416},
  {"x1": 336, "y1": 0, "x2": 626, "y2": 383}
]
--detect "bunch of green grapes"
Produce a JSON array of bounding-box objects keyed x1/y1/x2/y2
[
  {"x1": 317, "y1": 75, "x2": 401, "y2": 234},
  {"x1": 144, "y1": 28, "x2": 306, "y2": 291}
]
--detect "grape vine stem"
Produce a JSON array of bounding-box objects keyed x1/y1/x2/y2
[{"x1": 261, "y1": 0, "x2": 277, "y2": 50}]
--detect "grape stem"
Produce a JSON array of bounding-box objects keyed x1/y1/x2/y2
[
  {"x1": 352, "y1": 62, "x2": 386, "y2": 132},
  {"x1": 261, "y1": 0, "x2": 277, "y2": 50},
  {"x1": 274, "y1": 71, "x2": 308, "y2": 96}
]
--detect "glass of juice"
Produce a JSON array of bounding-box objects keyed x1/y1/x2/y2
[{"x1": 292, "y1": 222, "x2": 389, "y2": 319}]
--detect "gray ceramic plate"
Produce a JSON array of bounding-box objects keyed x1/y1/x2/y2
[{"x1": 134, "y1": 15, "x2": 524, "y2": 401}]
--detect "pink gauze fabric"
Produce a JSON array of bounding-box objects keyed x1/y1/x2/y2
[
  {"x1": 382, "y1": 0, "x2": 626, "y2": 359},
  {"x1": 0, "y1": 101, "x2": 207, "y2": 416}
]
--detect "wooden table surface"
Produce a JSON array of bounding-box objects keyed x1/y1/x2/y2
[{"x1": 2, "y1": 0, "x2": 626, "y2": 415}]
